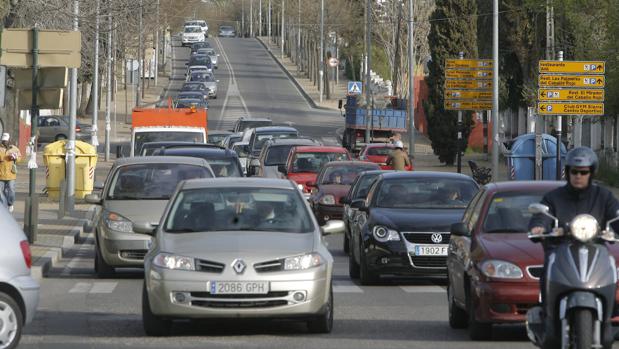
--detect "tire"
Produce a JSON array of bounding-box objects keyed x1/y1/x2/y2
[
  {"x1": 55, "y1": 134, "x2": 67, "y2": 141},
  {"x1": 0, "y1": 292, "x2": 24, "y2": 349},
  {"x1": 359, "y1": 244, "x2": 379, "y2": 285},
  {"x1": 95, "y1": 239, "x2": 115, "y2": 278},
  {"x1": 307, "y1": 286, "x2": 333, "y2": 333},
  {"x1": 348, "y1": 240, "x2": 360, "y2": 279},
  {"x1": 468, "y1": 291, "x2": 492, "y2": 340},
  {"x1": 142, "y1": 284, "x2": 171, "y2": 337},
  {"x1": 343, "y1": 233, "x2": 350, "y2": 254},
  {"x1": 570, "y1": 308, "x2": 594, "y2": 349},
  {"x1": 447, "y1": 279, "x2": 467, "y2": 329}
]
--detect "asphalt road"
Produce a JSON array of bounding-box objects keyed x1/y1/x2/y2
[{"x1": 20, "y1": 37, "x2": 545, "y2": 348}]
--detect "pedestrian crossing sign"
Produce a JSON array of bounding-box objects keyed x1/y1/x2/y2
[{"x1": 348, "y1": 81, "x2": 363, "y2": 95}]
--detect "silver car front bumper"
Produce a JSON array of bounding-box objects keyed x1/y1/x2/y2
[{"x1": 97, "y1": 223, "x2": 152, "y2": 267}]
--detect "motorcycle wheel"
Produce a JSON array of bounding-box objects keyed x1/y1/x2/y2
[{"x1": 570, "y1": 308, "x2": 593, "y2": 349}]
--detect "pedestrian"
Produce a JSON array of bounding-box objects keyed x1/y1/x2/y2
[
  {"x1": 0, "y1": 133, "x2": 21, "y2": 212},
  {"x1": 386, "y1": 140, "x2": 411, "y2": 171}
]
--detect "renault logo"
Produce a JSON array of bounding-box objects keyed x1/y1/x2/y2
[
  {"x1": 232, "y1": 259, "x2": 246, "y2": 274},
  {"x1": 431, "y1": 233, "x2": 443, "y2": 244}
]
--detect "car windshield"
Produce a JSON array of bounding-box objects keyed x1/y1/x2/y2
[
  {"x1": 184, "y1": 27, "x2": 201, "y2": 33},
  {"x1": 376, "y1": 178, "x2": 478, "y2": 209},
  {"x1": 175, "y1": 99, "x2": 206, "y2": 108},
  {"x1": 182, "y1": 83, "x2": 204, "y2": 91},
  {"x1": 290, "y1": 152, "x2": 350, "y2": 173},
  {"x1": 265, "y1": 145, "x2": 295, "y2": 166},
  {"x1": 178, "y1": 92, "x2": 204, "y2": 99},
  {"x1": 483, "y1": 192, "x2": 544, "y2": 233},
  {"x1": 164, "y1": 188, "x2": 314, "y2": 233},
  {"x1": 207, "y1": 134, "x2": 228, "y2": 144},
  {"x1": 353, "y1": 174, "x2": 380, "y2": 200},
  {"x1": 107, "y1": 164, "x2": 212, "y2": 200},
  {"x1": 204, "y1": 158, "x2": 241, "y2": 177},
  {"x1": 367, "y1": 147, "x2": 393, "y2": 156},
  {"x1": 189, "y1": 72, "x2": 213, "y2": 82},
  {"x1": 191, "y1": 43, "x2": 209, "y2": 51},
  {"x1": 140, "y1": 142, "x2": 197, "y2": 156},
  {"x1": 320, "y1": 165, "x2": 378, "y2": 185},
  {"x1": 135, "y1": 131, "x2": 204, "y2": 154},
  {"x1": 253, "y1": 132, "x2": 298, "y2": 151},
  {"x1": 220, "y1": 26, "x2": 233, "y2": 30},
  {"x1": 189, "y1": 55, "x2": 211, "y2": 66}
]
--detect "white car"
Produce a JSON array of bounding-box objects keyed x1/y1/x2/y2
[
  {"x1": 0, "y1": 207, "x2": 39, "y2": 348},
  {"x1": 185, "y1": 20, "x2": 208, "y2": 36},
  {"x1": 182, "y1": 26, "x2": 205, "y2": 47}
]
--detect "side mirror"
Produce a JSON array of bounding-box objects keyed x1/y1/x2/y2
[
  {"x1": 277, "y1": 164, "x2": 288, "y2": 175},
  {"x1": 450, "y1": 222, "x2": 470, "y2": 237},
  {"x1": 321, "y1": 220, "x2": 345, "y2": 236},
  {"x1": 134, "y1": 222, "x2": 158, "y2": 235},
  {"x1": 94, "y1": 181, "x2": 105, "y2": 190},
  {"x1": 350, "y1": 199, "x2": 366, "y2": 210},
  {"x1": 216, "y1": 80, "x2": 220, "y2": 83},
  {"x1": 84, "y1": 193, "x2": 102, "y2": 205},
  {"x1": 528, "y1": 203, "x2": 549, "y2": 215},
  {"x1": 338, "y1": 99, "x2": 343, "y2": 109},
  {"x1": 340, "y1": 197, "x2": 350, "y2": 205}
]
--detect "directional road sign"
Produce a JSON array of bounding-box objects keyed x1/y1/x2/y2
[
  {"x1": 445, "y1": 69, "x2": 493, "y2": 79},
  {"x1": 445, "y1": 79, "x2": 492, "y2": 90},
  {"x1": 445, "y1": 90, "x2": 493, "y2": 100},
  {"x1": 538, "y1": 89, "x2": 604, "y2": 102},
  {"x1": 446, "y1": 59, "x2": 493, "y2": 70},
  {"x1": 347, "y1": 81, "x2": 363, "y2": 95},
  {"x1": 538, "y1": 75, "x2": 605, "y2": 88},
  {"x1": 1, "y1": 29, "x2": 82, "y2": 68},
  {"x1": 445, "y1": 100, "x2": 493, "y2": 111},
  {"x1": 539, "y1": 61, "x2": 605, "y2": 74},
  {"x1": 537, "y1": 102, "x2": 604, "y2": 116}
]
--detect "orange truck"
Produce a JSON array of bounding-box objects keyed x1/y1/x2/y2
[{"x1": 130, "y1": 106, "x2": 208, "y2": 156}]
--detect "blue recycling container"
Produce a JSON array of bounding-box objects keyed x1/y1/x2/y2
[{"x1": 506, "y1": 133, "x2": 567, "y2": 180}]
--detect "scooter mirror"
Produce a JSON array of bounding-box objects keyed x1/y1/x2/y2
[{"x1": 528, "y1": 203, "x2": 550, "y2": 215}]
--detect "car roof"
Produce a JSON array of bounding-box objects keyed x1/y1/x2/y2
[
  {"x1": 266, "y1": 138, "x2": 319, "y2": 146},
  {"x1": 142, "y1": 141, "x2": 198, "y2": 148},
  {"x1": 209, "y1": 130, "x2": 233, "y2": 135},
  {"x1": 157, "y1": 147, "x2": 237, "y2": 158},
  {"x1": 365, "y1": 143, "x2": 394, "y2": 148},
  {"x1": 113, "y1": 156, "x2": 209, "y2": 167},
  {"x1": 323, "y1": 161, "x2": 380, "y2": 168},
  {"x1": 483, "y1": 180, "x2": 564, "y2": 193},
  {"x1": 379, "y1": 171, "x2": 476, "y2": 182},
  {"x1": 254, "y1": 126, "x2": 297, "y2": 133},
  {"x1": 239, "y1": 117, "x2": 271, "y2": 122},
  {"x1": 181, "y1": 177, "x2": 296, "y2": 190},
  {"x1": 293, "y1": 146, "x2": 348, "y2": 153}
]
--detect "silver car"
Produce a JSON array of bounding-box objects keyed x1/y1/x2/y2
[
  {"x1": 37, "y1": 115, "x2": 91, "y2": 143},
  {"x1": 136, "y1": 178, "x2": 344, "y2": 336},
  {"x1": 196, "y1": 48, "x2": 219, "y2": 69},
  {"x1": 85, "y1": 157, "x2": 215, "y2": 278},
  {"x1": 0, "y1": 207, "x2": 39, "y2": 348}
]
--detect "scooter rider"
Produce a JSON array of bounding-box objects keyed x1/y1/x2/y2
[{"x1": 528, "y1": 146, "x2": 619, "y2": 302}]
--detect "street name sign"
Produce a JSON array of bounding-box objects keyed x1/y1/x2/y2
[
  {"x1": 446, "y1": 59, "x2": 493, "y2": 70},
  {"x1": 538, "y1": 75, "x2": 605, "y2": 88},
  {"x1": 537, "y1": 102, "x2": 604, "y2": 116},
  {"x1": 445, "y1": 79, "x2": 492, "y2": 90},
  {"x1": 445, "y1": 69, "x2": 493, "y2": 79},
  {"x1": 445, "y1": 90, "x2": 493, "y2": 100},
  {"x1": 445, "y1": 100, "x2": 493, "y2": 111},
  {"x1": 539, "y1": 61, "x2": 605, "y2": 74},
  {"x1": 538, "y1": 89, "x2": 604, "y2": 102}
]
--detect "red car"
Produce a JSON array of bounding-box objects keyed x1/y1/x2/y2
[
  {"x1": 280, "y1": 146, "x2": 351, "y2": 196},
  {"x1": 447, "y1": 180, "x2": 619, "y2": 340},
  {"x1": 358, "y1": 143, "x2": 413, "y2": 171},
  {"x1": 308, "y1": 161, "x2": 380, "y2": 225}
]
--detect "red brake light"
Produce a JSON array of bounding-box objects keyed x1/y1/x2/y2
[{"x1": 20, "y1": 240, "x2": 32, "y2": 269}]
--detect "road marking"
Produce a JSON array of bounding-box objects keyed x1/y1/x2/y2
[
  {"x1": 399, "y1": 285, "x2": 445, "y2": 294},
  {"x1": 333, "y1": 280, "x2": 364, "y2": 293},
  {"x1": 213, "y1": 37, "x2": 250, "y2": 129},
  {"x1": 60, "y1": 242, "x2": 93, "y2": 277},
  {"x1": 89, "y1": 282, "x2": 118, "y2": 294},
  {"x1": 69, "y1": 282, "x2": 92, "y2": 294}
]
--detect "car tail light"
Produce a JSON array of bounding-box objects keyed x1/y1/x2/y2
[{"x1": 20, "y1": 240, "x2": 32, "y2": 269}]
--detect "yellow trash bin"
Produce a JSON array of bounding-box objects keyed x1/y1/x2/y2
[
  {"x1": 74, "y1": 141, "x2": 98, "y2": 199},
  {"x1": 43, "y1": 140, "x2": 67, "y2": 200}
]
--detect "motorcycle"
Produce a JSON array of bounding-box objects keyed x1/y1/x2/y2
[{"x1": 526, "y1": 203, "x2": 619, "y2": 349}]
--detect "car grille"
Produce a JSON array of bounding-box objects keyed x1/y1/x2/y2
[
  {"x1": 192, "y1": 300, "x2": 288, "y2": 308},
  {"x1": 195, "y1": 259, "x2": 225, "y2": 273},
  {"x1": 120, "y1": 249, "x2": 148, "y2": 260},
  {"x1": 410, "y1": 256, "x2": 447, "y2": 269},
  {"x1": 254, "y1": 259, "x2": 284, "y2": 273},
  {"x1": 527, "y1": 265, "x2": 543, "y2": 279},
  {"x1": 190, "y1": 291, "x2": 289, "y2": 299},
  {"x1": 403, "y1": 232, "x2": 450, "y2": 244}
]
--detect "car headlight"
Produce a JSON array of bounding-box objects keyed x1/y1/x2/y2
[
  {"x1": 481, "y1": 260, "x2": 523, "y2": 279},
  {"x1": 570, "y1": 214, "x2": 599, "y2": 242},
  {"x1": 284, "y1": 253, "x2": 323, "y2": 270},
  {"x1": 372, "y1": 225, "x2": 400, "y2": 242},
  {"x1": 152, "y1": 253, "x2": 196, "y2": 271},
  {"x1": 319, "y1": 195, "x2": 336, "y2": 205},
  {"x1": 103, "y1": 211, "x2": 133, "y2": 233}
]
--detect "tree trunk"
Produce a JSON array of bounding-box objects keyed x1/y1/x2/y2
[{"x1": 78, "y1": 81, "x2": 91, "y2": 116}]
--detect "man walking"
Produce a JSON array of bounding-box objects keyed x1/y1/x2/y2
[
  {"x1": 386, "y1": 141, "x2": 411, "y2": 171},
  {"x1": 0, "y1": 133, "x2": 21, "y2": 212}
]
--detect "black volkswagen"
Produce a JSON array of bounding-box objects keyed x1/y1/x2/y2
[{"x1": 348, "y1": 172, "x2": 479, "y2": 284}]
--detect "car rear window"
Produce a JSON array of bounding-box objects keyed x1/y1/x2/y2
[
  {"x1": 320, "y1": 165, "x2": 378, "y2": 185},
  {"x1": 367, "y1": 147, "x2": 393, "y2": 156},
  {"x1": 265, "y1": 145, "x2": 294, "y2": 166},
  {"x1": 483, "y1": 192, "x2": 545, "y2": 233},
  {"x1": 353, "y1": 173, "x2": 381, "y2": 199}
]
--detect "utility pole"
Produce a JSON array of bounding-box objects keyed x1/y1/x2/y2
[
  {"x1": 556, "y1": 50, "x2": 564, "y2": 180},
  {"x1": 92, "y1": 0, "x2": 100, "y2": 149},
  {"x1": 491, "y1": 0, "x2": 499, "y2": 181},
  {"x1": 250, "y1": 0, "x2": 253, "y2": 37},
  {"x1": 365, "y1": 0, "x2": 372, "y2": 143},
  {"x1": 297, "y1": 0, "x2": 301, "y2": 65},
  {"x1": 281, "y1": 0, "x2": 285, "y2": 59},
  {"x1": 457, "y1": 52, "x2": 464, "y2": 173},
  {"x1": 136, "y1": 0, "x2": 142, "y2": 106},
  {"x1": 241, "y1": 0, "x2": 245, "y2": 37},
  {"x1": 105, "y1": 5, "x2": 112, "y2": 161},
  {"x1": 319, "y1": 0, "x2": 324, "y2": 103},
  {"x1": 268, "y1": 0, "x2": 271, "y2": 42},
  {"x1": 407, "y1": 0, "x2": 415, "y2": 158},
  {"x1": 25, "y1": 25, "x2": 39, "y2": 241},
  {"x1": 154, "y1": 0, "x2": 159, "y2": 86},
  {"x1": 259, "y1": 0, "x2": 262, "y2": 36},
  {"x1": 66, "y1": 0, "x2": 79, "y2": 214}
]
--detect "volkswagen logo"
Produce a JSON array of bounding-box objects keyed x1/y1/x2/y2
[
  {"x1": 431, "y1": 233, "x2": 443, "y2": 244},
  {"x1": 231, "y1": 259, "x2": 246, "y2": 274}
]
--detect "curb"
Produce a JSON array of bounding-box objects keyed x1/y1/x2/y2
[
  {"x1": 31, "y1": 223, "x2": 86, "y2": 280},
  {"x1": 256, "y1": 37, "x2": 333, "y2": 112}
]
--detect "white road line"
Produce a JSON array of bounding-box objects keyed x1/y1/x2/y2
[
  {"x1": 213, "y1": 37, "x2": 250, "y2": 129},
  {"x1": 399, "y1": 285, "x2": 445, "y2": 294},
  {"x1": 333, "y1": 280, "x2": 364, "y2": 293},
  {"x1": 68, "y1": 282, "x2": 92, "y2": 294},
  {"x1": 89, "y1": 282, "x2": 118, "y2": 294},
  {"x1": 60, "y1": 243, "x2": 92, "y2": 277}
]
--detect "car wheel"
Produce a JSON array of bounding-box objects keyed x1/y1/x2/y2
[
  {"x1": 359, "y1": 244, "x2": 379, "y2": 285},
  {"x1": 447, "y1": 278, "x2": 467, "y2": 329},
  {"x1": 55, "y1": 134, "x2": 67, "y2": 141},
  {"x1": 467, "y1": 288, "x2": 492, "y2": 340},
  {"x1": 142, "y1": 284, "x2": 171, "y2": 337},
  {"x1": 0, "y1": 292, "x2": 24, "y2": 349},
  {"x1": 343, "y1": 233, "x2": 350, "y2": 254},
  {"x1": 307, "y1": 285, "x2": 333, "y2": 334},
  {"x1": 348, "y1": 240, "x2": 360, "y2": 279},
  {"x1": 95, "y1": 240, "x2": 115, "y2": 278}
]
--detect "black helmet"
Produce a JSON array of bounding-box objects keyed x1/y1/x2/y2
[{"x1": 566, "y1": 147, "x2": 598, "y2": 172}]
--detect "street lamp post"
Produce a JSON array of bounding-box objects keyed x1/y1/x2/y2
[
  {"x1": 492, "y1": 0, "x2": 500, "y2": 181},
  {"x1": 407, "y1": 0, "x2": 415, "y2": 158},
  {"x1": 319, "y1": 0, "x2": 324, "y2": 103}
]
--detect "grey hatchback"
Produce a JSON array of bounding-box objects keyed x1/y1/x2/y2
[{"x1": 85, "y1": 156, "x2": 215, "y2": 277}]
